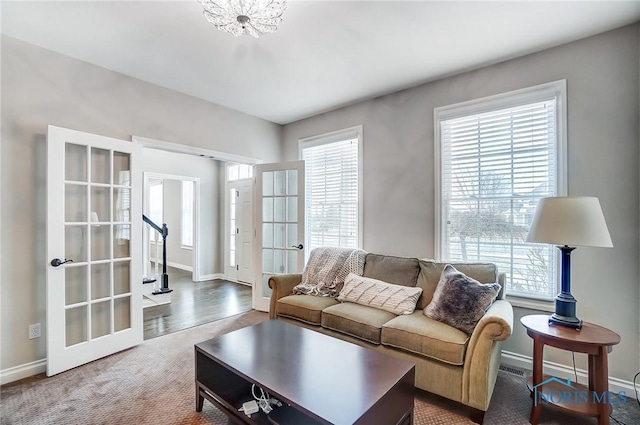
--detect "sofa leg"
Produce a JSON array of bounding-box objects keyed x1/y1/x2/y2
[{"x1": 469, "y1": 408, "x2": 485, "y2": 424}]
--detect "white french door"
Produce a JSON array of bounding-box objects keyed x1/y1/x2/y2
[
  {"x1": 253, "y1": 161, "x2": 305, "y2": 312},
  {"x1": 46, "y1": 125, "x2": 142, "y2": 376}
]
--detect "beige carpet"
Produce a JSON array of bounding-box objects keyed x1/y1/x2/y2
[{"x1": 2, "y1": 311, "x2": 639, "y2": 425}]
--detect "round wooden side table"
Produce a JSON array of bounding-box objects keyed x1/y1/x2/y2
[{"x1": 521, "y1": 315, "x2": 620, "y2": 425}]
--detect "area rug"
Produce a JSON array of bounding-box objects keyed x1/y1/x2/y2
[{"x1": 2, "y1": 310, "x2": 639, "y2": 424}]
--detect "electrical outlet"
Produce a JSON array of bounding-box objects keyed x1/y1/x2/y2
[{"x1": 29, "y1": 323, "x2": 41, "y2": 339}]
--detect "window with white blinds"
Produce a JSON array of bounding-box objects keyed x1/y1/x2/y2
[
  {"x1": 300, "y1": 127, "x2": 362, "y2": 254},
  {"x1": 435, "y1": 81, "x2": 567, "y2": 301},
  {"x1": 181, "y1": 180, "x2": 194, "y2": 248}
]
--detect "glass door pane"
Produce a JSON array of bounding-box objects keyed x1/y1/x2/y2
[{"x1": 63, "y1": 145, "x2": 134, "y2": 345}]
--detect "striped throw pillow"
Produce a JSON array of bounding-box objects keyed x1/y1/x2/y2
[{"x1": 338, "y1": 273, "x2": 423, "y2": 315}]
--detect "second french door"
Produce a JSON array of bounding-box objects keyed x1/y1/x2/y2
[{"x1": 253, "y1": 161, "x2": 305, "y2": 312}]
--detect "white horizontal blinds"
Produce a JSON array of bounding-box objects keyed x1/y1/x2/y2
[
  {"x1": 302, "y1": 138, "x2": 359, "y2": 253},
  {"x1": 441, "y1": 100, "x2": 557, "y2": 299}
]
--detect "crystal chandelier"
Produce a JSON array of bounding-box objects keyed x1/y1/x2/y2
[{"x1": 198, "y1": 0, "x2": 287, "y2": 38}]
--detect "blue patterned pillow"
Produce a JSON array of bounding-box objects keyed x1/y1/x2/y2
[{"x1": 424, "y1": 264, "x2": 501, "y2": 335}]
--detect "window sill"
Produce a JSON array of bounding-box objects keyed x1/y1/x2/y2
[
  {"x1": 506, "y1": 296, "x2": 555, "y2": 312},
  {"x1": 181, "y1": 246, "x2": 193, "y2": 251}
]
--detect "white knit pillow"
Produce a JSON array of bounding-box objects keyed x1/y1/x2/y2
[{"x1": 338, "y1": 273, "x2": 423, "y2": 315}]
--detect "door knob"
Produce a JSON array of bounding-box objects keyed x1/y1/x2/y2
[
  {"x1": 51, "y1": 258, "x2": 73, "y2": 267},
  {"x1": 291, "y1": 244, "x2": 304, "y2": 250}
]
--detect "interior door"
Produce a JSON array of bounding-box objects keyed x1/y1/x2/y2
[
  {"x1": 237, "y1": 179, "x2": 254, "y2": 284},
  {"x1": 46, "y1": 125, "x2": 142, "y2": 376},
  {"x1": 253, "y1": 161, "x2": 305, "y2": 312}
]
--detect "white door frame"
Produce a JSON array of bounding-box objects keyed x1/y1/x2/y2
[
  {"x1": 143, "y1": 172, "x2": 201, "y2": 281},
  {"x1": 132, "y1": 136, "x2": 262, "y2": 165}
]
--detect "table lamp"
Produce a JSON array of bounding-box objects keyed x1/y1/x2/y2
[{"x1": 526, "y1": 196, "x2": 613, "y2": 329}]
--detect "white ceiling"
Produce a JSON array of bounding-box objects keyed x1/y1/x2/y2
[{"x1": 2, "y1": 1, "x2": 640, "y2": 125}]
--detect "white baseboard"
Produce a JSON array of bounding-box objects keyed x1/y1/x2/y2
[
  {"x1": 1, "y1": 359, "x2": 46, "y2": 385},
  {"x1": 501, "y1": 350, "x2": 635, "y2": 395},
  {"x1": 166, "y1": 261, "x2": 193, "y2": 272},
  {"x1": 221, "y1": 276, "x2": 253, "y2": 287},
  {"x1": 197, "y1": 273, "x2": 225, "y2": 282},
  {"x1": 149, "y1": 260, "x2": 192, "y2": 272}
]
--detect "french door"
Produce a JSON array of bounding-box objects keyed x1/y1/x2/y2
[
  {"x1": 253, "y1": 161, "x2": 305, "y2": 311},
  {"x1": 46, "y1": 125, "x2": 142, "y2": 376}
]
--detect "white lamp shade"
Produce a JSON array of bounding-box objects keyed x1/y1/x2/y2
[{"x1": 526, "y1": 196, "x2": 613, "y2": 248}]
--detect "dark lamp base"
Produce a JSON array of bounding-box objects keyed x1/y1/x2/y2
[
  {"x1": 549, "y1": 313, "x2": 582, "y2": 330},
  {"x1": 549, "y1": 245, "x2": 582, "y2": 330}
]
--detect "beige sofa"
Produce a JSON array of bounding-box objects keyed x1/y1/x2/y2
[{"x1": 268, "y1": 253, "x2": 514, "y2": 424}]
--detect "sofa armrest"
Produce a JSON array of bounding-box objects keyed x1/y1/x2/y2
[
  {"x1": 268, "y1": 274, "x2": 302, "y2": 319},
  {"x1": 470, "y1": 299, "x2": 513, "y2": 343},
  {"x1": 461, "y1": 299, "x2": 514, "y2": 410}
]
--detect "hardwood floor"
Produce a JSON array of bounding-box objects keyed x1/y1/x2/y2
[{"x1": 143, "y1": 267, "x2": 252, "y2": 340}]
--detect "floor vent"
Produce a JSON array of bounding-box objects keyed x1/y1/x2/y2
[{"x1": 499, "y1": 365, "x2": 525, "y2": 377}]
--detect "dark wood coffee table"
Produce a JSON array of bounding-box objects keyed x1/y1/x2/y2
[{"x1": 195, "y1": 319, "x2": 415, "y2": 424}]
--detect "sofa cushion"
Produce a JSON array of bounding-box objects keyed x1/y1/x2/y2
[
  {"x1": 338, "y1": 273, "x2": 423, "y2": 315},
  {"x1": 321, "y1": 303, "x2": 396, "y2": 344},
  {"x1": 363, "y1": 254, "x2": 420, "y2": 287},
  {"x1": 415, "y1": 261, "x2": 498, "y2": 310},
  {"x1": 277, "y1": 295, "x2": 339, "y2": 325},
  {"x1": 381, "y1": 310, "x2": 470, "y2": 365},
  {"x1": 424, "y1": 265, "x2": 501, "y2": 335}
]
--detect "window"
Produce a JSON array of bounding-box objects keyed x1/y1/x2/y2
[
  {"x1": 227, "y1": 163, "x2": 253, "y2": 181},
  {"x1": 181, "y1": 181, "x2": 194, "y2": 248},
  {"x1": 299, "y1": 126, "x2": 362, "y2": 254},
  {"x1": 148, "y1": 180, "x2": 163, "y2": 243},
  {"x1": 435, "y1": 81, "x2": 567, "y2": 301}
]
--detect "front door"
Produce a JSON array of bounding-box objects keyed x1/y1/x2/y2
[
  {"x1": 253, "y1": 161, "x2": 305, "y2": 312},
  {"x1": 228, "y1": 178, "x2": 254, "y2": 284},
  {"x1": 237, "y1": 179, "x2": 254, "y2": 284},
  {"x1": 46, "y1": 125, "x2": 142, "y2": 376}
]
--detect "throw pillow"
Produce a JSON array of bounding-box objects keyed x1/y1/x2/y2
[
  {"x1": 424, "y1": 264, "x2": 501, "y2": 335},
  {"x1": 292, "y1": 247, "x2": 367, "y2": 297},
  {"x1": 338, "y1": 273, "x2": 423, "y2": 315}
]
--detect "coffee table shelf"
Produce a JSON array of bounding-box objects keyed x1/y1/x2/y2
[{"x1": 196, "y1": 350, "x2": 323, "y2": 424}]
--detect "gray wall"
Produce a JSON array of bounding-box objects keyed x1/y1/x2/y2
[
  {"x1": 143, "y1": 149, "x2": 223, "y2": 275},
  {"x1": 283, "y1": 25, "x2": 640, "y2": 382},
  {"x1": 0, "y1": 36, "x2": 281, "y2": 372}
]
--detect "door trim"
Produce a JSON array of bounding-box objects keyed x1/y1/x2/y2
[{"x1": 132, "y1": 136, "x2": 262, "y2": 165}]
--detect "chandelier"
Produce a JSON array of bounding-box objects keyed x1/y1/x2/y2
[{"x1": 198, "y1": 0, "x2": 287, "y2": 38}]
